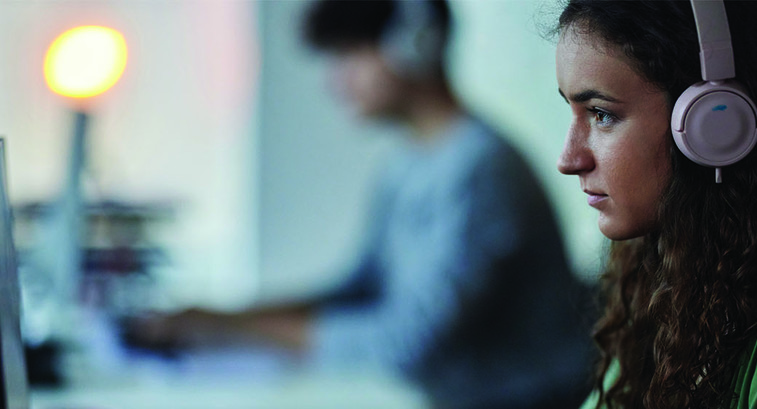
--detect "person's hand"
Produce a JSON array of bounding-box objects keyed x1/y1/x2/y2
[
  {"x1": 120, "y1": 303, "x2": 314, "y2": 353},
  {"x1": 120, "y1": 308, "x2": 222, "y2": 352}
]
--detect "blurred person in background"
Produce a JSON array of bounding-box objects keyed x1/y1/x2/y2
[{"x1": 128, "y1": 1, "x2": 593, "y2": 408}]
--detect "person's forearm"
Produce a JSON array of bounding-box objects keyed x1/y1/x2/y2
[{"x1": 211, "y1": 303, "x2": 314, "y2": 352}]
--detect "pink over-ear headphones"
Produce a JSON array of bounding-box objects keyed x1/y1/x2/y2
[{"x1": 671, "y1": 0, "x2": 757, "y2": 183}]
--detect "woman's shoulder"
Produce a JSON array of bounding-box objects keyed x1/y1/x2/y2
[
  {"x1": 579, "y1": 342, "x2": 757, "y2": 409},
  {"x1": 578, "y1": 361, "x2": 620, "y2": 409},
  {"x1": 731, "y1": 337, "x2": 757, "y2": 408}
]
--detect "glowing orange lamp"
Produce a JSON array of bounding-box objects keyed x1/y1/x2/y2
[{"x1": 44, "y1": 25, "x2": 127, "y2": 100}]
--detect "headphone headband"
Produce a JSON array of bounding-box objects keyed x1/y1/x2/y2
[{"x1": 691, "y1": 0, "x2": 735, "y2": 81}]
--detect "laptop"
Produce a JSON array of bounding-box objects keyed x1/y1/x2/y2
[{"x1": 0, "y1": 138, "x2": 31, "y2": 409}]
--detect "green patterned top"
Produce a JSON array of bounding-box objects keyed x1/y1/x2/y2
[{"x1": 579, "y1": 340, "x2": 757, "y2": 409}]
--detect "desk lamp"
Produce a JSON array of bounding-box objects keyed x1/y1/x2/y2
[{"x1": 31, "y1": 26, "x2": 127, "y2": 345}]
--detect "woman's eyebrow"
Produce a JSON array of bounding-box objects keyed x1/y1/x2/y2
[{"x1": 558, "y1": 88, "x2": 621, "y2": 103}]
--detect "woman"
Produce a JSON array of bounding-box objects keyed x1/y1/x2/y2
[{"x1": 554, "y1": 1, "x2": 757, "y2": 408}]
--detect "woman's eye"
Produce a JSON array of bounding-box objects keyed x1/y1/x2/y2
[{"x1": 588, "y1": 108, "x2": 617, "y2": 127}]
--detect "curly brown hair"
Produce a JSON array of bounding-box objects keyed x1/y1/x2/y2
[{"x1": 556, "y1": 1, "x2": 757, "y2": 408}]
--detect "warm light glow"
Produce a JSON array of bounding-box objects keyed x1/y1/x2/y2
[{"x1": 44, "y1": 26, "x2": 128, "y2": 99}]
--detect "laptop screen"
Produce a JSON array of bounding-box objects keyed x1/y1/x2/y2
[{"x1": 0, "y1": 138, "x2": 30, "y2": 409}]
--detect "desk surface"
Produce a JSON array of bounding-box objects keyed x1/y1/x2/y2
[
  {"x1": 30, "y1": 348, "x2": 430, "y2": 409},
  {"x1": 31, "y1": 376, "x2": 429, "y2": 409}
]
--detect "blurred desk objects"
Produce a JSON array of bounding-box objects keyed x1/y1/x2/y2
[
  {"x1": 17, "y1": 200, "x2": 429, "y2": 409},
  {"x1": 14, "y1": 199, "x2": 175, "y2": 386}
]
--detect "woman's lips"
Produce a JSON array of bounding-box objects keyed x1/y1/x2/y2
[{"x1": 585, "y1": 191, "x2": 608, "y2": 207}]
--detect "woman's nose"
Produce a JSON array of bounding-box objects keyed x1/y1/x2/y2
[{"x1": 557, "y1": 123, "x2": 594, "y2": 175}]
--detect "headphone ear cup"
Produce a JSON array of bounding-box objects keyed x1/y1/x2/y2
[
  {"x1": 671, "y1": 81, "x2": 757, "y2": 167},
  {"x1": 380, "y1": 1, "x2": 443, "y2": 78}
]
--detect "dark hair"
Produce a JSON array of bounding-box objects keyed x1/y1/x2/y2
[
  {"x1": 556, "y1": 1, "x2": 757, "y2": 409},
  {"x1": 302, "y1": 0, "x2": 451, "y2": 52}
]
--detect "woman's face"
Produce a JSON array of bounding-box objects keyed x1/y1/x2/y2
[{"x1": 555, "y1": 27, "x2": 672, "y2": 241}]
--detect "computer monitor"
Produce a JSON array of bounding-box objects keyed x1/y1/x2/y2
[{"x1": 0, "y1": 138, "x2": 30, "y2": 409}]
